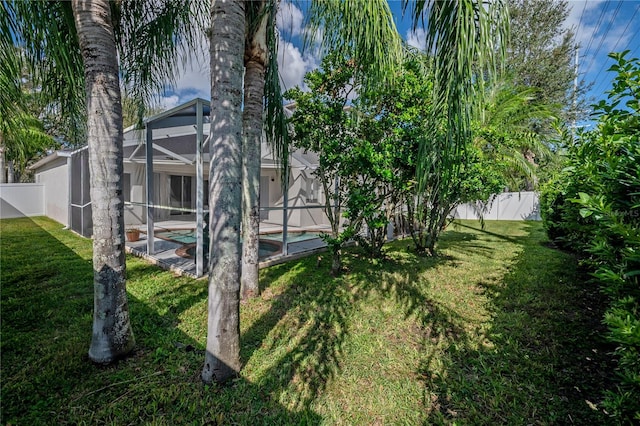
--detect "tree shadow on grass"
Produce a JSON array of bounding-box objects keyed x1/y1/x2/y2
[
  {"x1": 241, "y1": 259, "x2": 359, "y2": 410},
  {"x1": 7, "y1": 217, "x2": 613, "y2": 424},
  {"x1": 241, "y1": 238, "x2": 466, "y2": 414},
  {"x1": 421, "y1": 221, "x2": 615, "y2": 424},
  {"x1": 0, "y1": 217, "x2": 322, "y2": 424}
]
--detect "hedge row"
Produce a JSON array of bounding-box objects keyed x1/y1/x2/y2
[{"x1": 540, "y1": 52, "x2": 640, "y2": 423}]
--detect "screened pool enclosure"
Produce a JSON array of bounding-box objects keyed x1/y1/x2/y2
[{"x1": 54, "y1": 99, "x2": 329, "y2": 277}]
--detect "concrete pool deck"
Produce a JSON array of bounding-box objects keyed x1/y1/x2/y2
[{"x1": 124, "y1": 221, "x2": 332, "y2": 278}]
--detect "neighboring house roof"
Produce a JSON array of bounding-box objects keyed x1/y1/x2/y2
[{"x1": 29, "y1": 146, "x2": 88, "y2": 171}]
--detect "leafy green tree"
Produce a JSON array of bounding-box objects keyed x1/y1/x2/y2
[
  {"x1": 286, "y1": 55, "x2": 361, "y2": 275},
  {"x1": 307, "y1": 0, "x2": 509, "y2": 200},
  {"x1": 362, "y1": 53, "x2": 504, "y2": 256},
  {"x1": 6, "y1": 0, "x2": 205, "y2": 364},
  {"x1": 355, "y1": 54, "x2": 429, "y2": 256},
  {"x1": 409, "y1": 129, "x2": 504, "y2": 255},
  {"x1": 506, "y1": 0, "x2": 585, "y2": 125},
  {"x1": 342, "y1": 115, "x2": 402, "y2": 259}
]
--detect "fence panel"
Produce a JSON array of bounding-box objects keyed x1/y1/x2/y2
[
  {"x1": 0, "y1": 184, "x2": 45, "y2": 219},
  {"x1": 452, "y1": 192, "x2": 541, "y2": 221}
]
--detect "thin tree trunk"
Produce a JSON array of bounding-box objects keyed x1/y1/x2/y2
[
  {"x1": 7, "y1": 160, "x2": 15, "y2": 183},
  {"x1": 202, "y1": 0, "x2": 245, "y2": 385},
  {"x1": 241, "y1": 1, "x2": 268, "y2": 299},
  {"x1": 72, "y1": 0, "x2": 135, "y2": 364},
  {"x1": 0, "y1": 142, "x2": 6, "y2": 184},
  {"x1": 330, "y1": 176, "x2": 341, "y2": 275}
]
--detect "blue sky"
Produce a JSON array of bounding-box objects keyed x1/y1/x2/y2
[{"x1": 164, "y1": 0, "x2": 640, "y2": 123}]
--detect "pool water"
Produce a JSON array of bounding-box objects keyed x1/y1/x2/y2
[
  {"x1": 259, "y1": 231, "x2": 324, "y2": 243},
  {"x1": 156, "y1": 229, "x2": 197, "y2": 244},
  {"x1": 183, "y1": 240, "x2": 281, "y2": 260},
  {"x1": 156, "y1": 229, "x2": 325, "y2": 261},
  {"x1": 156, "y1": 229, "x2": 324, "y2": 245}
]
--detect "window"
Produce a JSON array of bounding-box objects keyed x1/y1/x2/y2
[
  {"x1": 169, "y1": 175, "x2": 193, "y2": 215},
  {"x1": 123, "y1": 173, "x2": 131, "y2": 203},
  {"x1": 306, "y1": 178, "x2": 319, "y2": 203}
]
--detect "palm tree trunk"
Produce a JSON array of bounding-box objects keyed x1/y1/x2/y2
[
  {"x1": 72, "y1": 0, "x2": 135, "y2": 364},
  {"x1": 202, "y1": 0, "x2": 245, "y2": 384},
  {"x1": 241, "y1": 1, "x2": 268, "y2": 300}
]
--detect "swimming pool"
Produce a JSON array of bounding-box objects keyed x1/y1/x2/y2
[
  {"x1": 156, "y1": 229, "x2": 324, "y2": 245},
  {"x1": 156, "y1": 229, "x2": 325, "y2": 261},
  {"x1": 176, "y1": 240, "x2": 282, "y2": 260},
  {"x1": 259, "y1": 231, "x2": 324, "y2": 243}
]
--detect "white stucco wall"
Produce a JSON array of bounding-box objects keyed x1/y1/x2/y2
[
  {"x1": 123, "y1": 163, "x2": 146, "y2": 226},
  {"x1": 0, "y1": 183, "x2": 45, "y2": 219},
  {"x1": 34, "y1": 158, "x2": 69, "y2": 226}
]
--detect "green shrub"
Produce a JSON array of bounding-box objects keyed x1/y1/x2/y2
[
  {"x1": 540, "y1": 51, "x2": 640, "y2": 423},
  {"x1": 539, "y1": 169, "x2": 594, "y2": 250}
]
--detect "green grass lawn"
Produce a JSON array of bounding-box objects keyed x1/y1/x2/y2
[{"x1": 1, "y1": 216, "x2": 614, "y2": 424}]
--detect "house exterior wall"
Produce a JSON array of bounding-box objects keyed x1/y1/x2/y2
[
  {"x1": 299, "y1": 204, "x2": 326, "y2": 227},
  {"x1": 0, "y1": 183, "x2": 45, "y2": 219},
  {"x1": 34, "y1": 158, "x2": 69, "y2": 226},
  {"x1": 259, "y1": 169, "x2": 284, "y2": 224},
  {"x1": 121, "y1": 160, "x2": 332, "y2": 229},
  {"x1": 123, "y1": 163, "x2": 146, "y2": 226}
]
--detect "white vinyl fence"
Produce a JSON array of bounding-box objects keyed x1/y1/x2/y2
[
  {"x1": 452, "y1": 191, "x2": 541, "y2": 221},
  {"x1": 0, "y1": 183, "x2": 45, "y2": 219}
]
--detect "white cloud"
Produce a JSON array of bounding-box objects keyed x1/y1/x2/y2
[
  {"x1": 566, "y1": 1, "x2": 608, "y2": 50},
  {"x1": 170, "y1": 59, "x2": 210, "y2": 101},
  {"x1": 406, "y1": 28, "x2": 427, "y2": 51},
  {"x1": 157, "y1": 94, "x2": 181, "y2": 110},
  {"x1": 165, "y1": 0, "x2": 321, "y2": 105},
  {"x1": 167, "y1": 35, "x2": 210, "y2": 103},
  {"x1": 277, "y1": 36, "x2": 319, "y2": 92},
  {"x1": 564, "y1": 1, "x2": 635, "y2": 76},
  {"x1": 277, "y1": 0, "x2": 305, "y2": 37}
]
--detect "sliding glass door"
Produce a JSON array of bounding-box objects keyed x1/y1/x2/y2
[{"x1": 169, "y1": 175, "x2": 193, "y2": 215}]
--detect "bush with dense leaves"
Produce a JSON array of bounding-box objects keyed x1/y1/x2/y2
[{"x1": 540, "y1": 51, "x2": 640, "y2": 422}]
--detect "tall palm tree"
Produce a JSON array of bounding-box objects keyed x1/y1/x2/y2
[
  {"x1": 241, "y1": 1, "x2": 270, "y2": 300},
  {"x1": 473, "y1": 81, "x2": 555, "y2": 190},
  {"x1": 72, "y1": 0, "x2": 135, "y2": 363},
  {"x1": 241, "y1": 0, "x2": 288, "y2": 299},
  {"x1": 202, "y1": 0, "x2": 246, "y2": 384},
  {"x1": 6, "y1": 0, "x2": 206, "y2": 364},
  {"x1": 203, "y1": 0, "x2": 508, "y2": 381},
  {"x1": 404, "y1": 0, "x2": 509, "y2": 193}
]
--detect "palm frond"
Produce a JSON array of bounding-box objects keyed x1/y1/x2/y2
[
  {"x1": 305, "y1": 0, "x2": 404, "y2": 87},
  {"x1": 6, "y1": 1, "x2": 86, "y2": 145},
  {"x1": 7, "y1": 0, "x2": 207, "y2": 138},
  {"x1": 263, "y1": 0, "x2": 290, "y2": 177},
  {"x1": 405, "y1": 0, "x2": 509, "y2": 191},
  {"x1": 115, "y1": 0, "x2": 209, "y2": 124}
]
